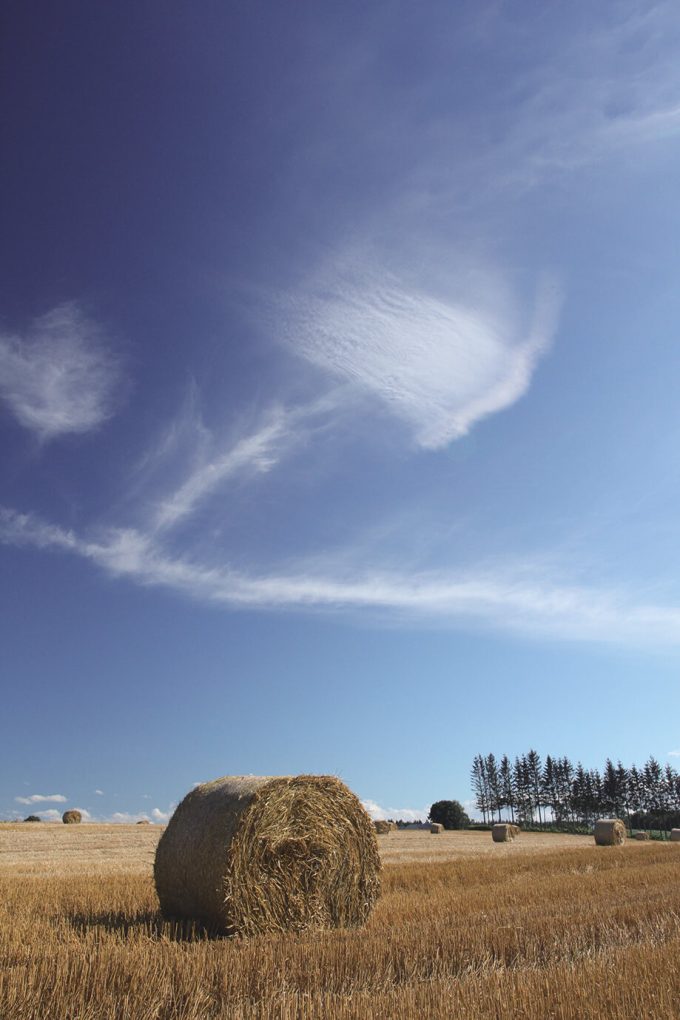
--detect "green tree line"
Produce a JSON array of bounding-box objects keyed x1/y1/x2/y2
[{"x1": 471, "y1": 750, "x2": 680, "y2": 831}]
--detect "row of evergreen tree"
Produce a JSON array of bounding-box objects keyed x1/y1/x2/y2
[{"x1": 471, "y1": 750, "x2": 680, "y2": 829}]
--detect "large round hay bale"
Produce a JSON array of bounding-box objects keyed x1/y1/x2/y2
[
  {"x1": 374, "y1": 819, "x2": 391, "y2": 834},
  {"x1": 594, "y1": 818, "x2": 626, "y2": 845},
  {"x1": 430, "y1": 822, "x2": 444, "y2": 834},
  {"x1": 154, "y1": 775, "x2": 381, "y2": 936},
  {"x1": 62, "y1": 810, "x2": 82, "y2": 824},
  {"x1": 492, "y1": 823, "x2": 514, "y2": 842},
  {"x1": 633, "y1": 831, "x2": 650, "y2": 841},
  {"x1": 671, "y1": 828, "x2": 680, "y2": 842}
]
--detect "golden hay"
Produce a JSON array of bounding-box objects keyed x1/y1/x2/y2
[
  {"x1": 62, "y1": 810, "x2": 82, "y2": 825},
  {"x1": 154, "y1": 774, "x2": 381, "y2": 937},
  {"x1": 671, "y1": 829, "x2": 680, "y2": 842},
  {"x1": 510, "y1": 824, "x2": 520, "y2": 837},
  {"x1": 430, "y1": 823, "x2": 444, "y2": 834},
  {"x1": 492, "y1": 823, "x2": 514, "y2": 843},
  {"x1": 594, "y1": 819, "x2": 626, "y2": 846},
  {"x1": 633, "y1": 831, "x2": 650, "y2": 841},
  {"x1": 374, "y1": 820, "x2": 391, "y2": 834}
]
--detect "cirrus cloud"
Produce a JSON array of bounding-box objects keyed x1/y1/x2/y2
[
  {"x1": 279, "y1": 262, "x2": 561, "y2": 449},
  {"x1": 0, "y1": 303, "x2": 122, "y2": 440}
]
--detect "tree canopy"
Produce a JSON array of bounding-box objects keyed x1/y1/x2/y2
[{"x1": 428, "y1": 799, "x2": 470, "y2": 830}]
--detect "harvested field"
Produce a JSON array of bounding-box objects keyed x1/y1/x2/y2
[
  {"x1": 0, "y1": 823, "x2": 593, "y2": 875},
  {"x1": 2, "y1": 825, "x2": 680, "y2": 1018},
  {"x1": 0, "y1": 823, "x2": 159, "y2": 876}
]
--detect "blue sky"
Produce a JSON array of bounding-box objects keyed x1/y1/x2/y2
[{"x1": 3, "y1": 0, "x2": 680, "y2": 823}]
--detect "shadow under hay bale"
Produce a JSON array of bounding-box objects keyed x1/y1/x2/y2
[
  {"x1": 62, "y1": 810, "x2": 82, "y2": 824},
  {"x1": 430, "y1": 822, "x2": 444, "y2": 834},
  {"x1": 594, "y1": 818, "x2": 626, "y2": 845},
  {"x1": 492, "y1": 823, "x2": 515, "y2": 843},
  {"x1": 154, "y1": 774, "x2": 381, "y2": 937}
]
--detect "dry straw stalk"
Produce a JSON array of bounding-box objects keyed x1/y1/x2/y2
[
  {"x1": 594, "y1": 819, "x2": 626, "y2": 846},
  {"x1": 154, "y1": 774, "x2": 381, "y2": 936}
]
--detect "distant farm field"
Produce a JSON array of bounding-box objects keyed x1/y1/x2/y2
[{"x1": 2, "y1": 824, "x2": 680, "y2": 1018}]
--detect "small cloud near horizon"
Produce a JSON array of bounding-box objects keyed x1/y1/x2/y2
[
  {"x1": 361, "y1": 798, "x2": 427, "y2": 822},
  {"x1": 15, "y1": 793, "x2": 67, "y2": 805}
]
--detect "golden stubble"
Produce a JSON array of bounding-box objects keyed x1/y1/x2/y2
[{"x1": 2, "y1": 825, "x2": 680, "y2": 1019}]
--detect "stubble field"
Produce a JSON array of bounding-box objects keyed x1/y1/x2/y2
[{"x1": 2, "y1": 824, "x2": 680, "y2": 1019}]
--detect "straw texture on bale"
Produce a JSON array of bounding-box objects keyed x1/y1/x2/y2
[
  {"x1": 62, "y1": 810, "x2": 82, "y2": 824},
  {"x1": 430, "y1": 822, "x2": 444, "y2": 834},
  {"x1": 594, "y1": 818, "x2": 626, "y2": 845},
  {"x1": 492, "y1": 823, "x2": 515, "y2": 842},
  {"x1": 374, "y1": 819, "x2": 391, "y2": 834},
  {"x1": 388, "y1": 821, "x2": 398, "y2": 831},
  {"x1": 633, "y1": 831, "x2": 650, "y2": 840},
  {"x1": 510, "y1": 824, "x2": 520, "y2": 837},
  {"x1": 671, "y1": 828, "x2": 680, "y2": 842},
  {"x1": 154, "y1": 774, "x2": 381, "y2": 937}
]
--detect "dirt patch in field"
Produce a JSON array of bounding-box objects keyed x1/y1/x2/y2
[{"x1": 1, "y1": 824, "x2": 595, "y2": 877}]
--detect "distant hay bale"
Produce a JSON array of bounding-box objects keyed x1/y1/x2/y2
[
  {"x1": 388, "y1": 821, "x2": 398, "y2": 831},
  {"x1": 492, "y1": 823, "x2": 514, "y2": 842},
  {"x1": 137, "y1": 819, "x2": 151, "y2": 825},
  {"x1": 510, "y1": 824, "x2": 520, "y2": 837},
  {"x1": 24, "y1": 815, "x2": 40, "y2": 823},
  {"x1": 374, "y1": 820, "x2": 391, "y2": 834},
  {"x1": 594, "y1": 818, "x2": 626, "y2": 846},
  {"x1": 633, "y1": 831, "x2": 650, "y2": 840},
  {"x1": 62, "y1": 810, "x2": 82, "y2": 825},
  {"x1": 671, "y1": 829, "x2": 680, "y2": 842},
  {"x1": 154, "y1": 775, "x2": 381, "y2": 937},
  {"x1": 430, "y1": 822, "x2": 444, "y2": 834}
]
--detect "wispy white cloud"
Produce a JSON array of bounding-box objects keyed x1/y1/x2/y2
[
  {"x1": 280, "y1": 263, "x2": 560, "y2": 449},
  {"x1": 15, "y1": 792, "x2": 67, "y2": 804},
  {"x1": 0, "y1": 303, "x2": 122, "y2": 440},
  {"x1": 361, "y1": 799, "x2": 427, "y2": 822},
  {"x1": 4, "y1": 505, "x2": 680, "y2": 647},
  {"x1": 152, "y1": 407, "x2": 294, "y2": 532},
  {"x1": 668, "y1": 751, "x2": 680, "y2": 758},
  {"x1": 94, "y1": 789, "x2": 104, "y2": 796}
]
